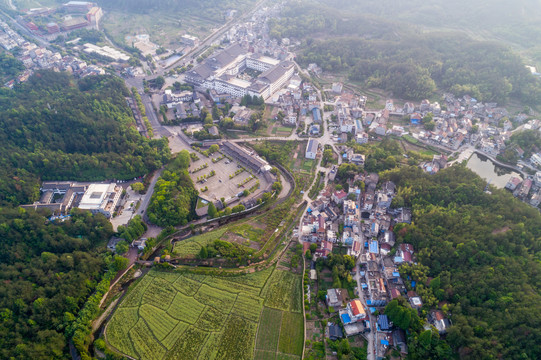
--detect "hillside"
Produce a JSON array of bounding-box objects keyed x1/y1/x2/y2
[
  {"x1": 271, "y1": 1, "x2": 541, "y2": 105},
  {"x1": 0, "y1": 207, "x2": 117, "y2": 359},
  {"x1": 381, "y1": 165, "x2": 541, "y2": 360},
  {"x1": 0, "y1": 71, "x2": 170, "y2": 206}
]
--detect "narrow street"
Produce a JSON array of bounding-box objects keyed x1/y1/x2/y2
[{"x1": 354, "y1": 257, "x2": 376, "y2": 360}]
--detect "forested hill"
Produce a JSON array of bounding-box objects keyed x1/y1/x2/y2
[
  {"x1": 96, "y1": 0, "x2": 257, "y2": 16},
  {"x1": 271, "y1": 1, "x2": 541, "y2": 105},
  {"x1": 0, "y1": 71, "x2": 170, "y2": 206},
  {"x1": 301, "y1": 0, "x2": 541, "y2": 48},
  {"x1": 381, "y1": 166, "x2": 541, "y2": 360}
]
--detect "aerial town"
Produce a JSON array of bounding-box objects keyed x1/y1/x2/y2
[{"x1": 1, "y1": 1, "x2": 540, "y2": 360}]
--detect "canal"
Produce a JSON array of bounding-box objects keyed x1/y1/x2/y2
[{"x1": 466, "y1": 153, "x2": 522, "y2": 189}]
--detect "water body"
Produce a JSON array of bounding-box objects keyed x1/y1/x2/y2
[{"x1": 466, "y1": 153, "x2": 522, "y2": 189}]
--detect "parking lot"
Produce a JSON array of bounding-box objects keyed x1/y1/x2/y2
[{"x1": 188, "y1": 152, "x2": 270, "y2": 205}]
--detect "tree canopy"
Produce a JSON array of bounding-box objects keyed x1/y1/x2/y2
[
  {"x1": 381, "y1": 165, "x2": 541, "y2": 360},
  {"x1": 0, "y1": 71, "x2": 170, "y2": 206}
]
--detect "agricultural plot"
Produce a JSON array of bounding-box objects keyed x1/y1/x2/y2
[
  {"x1": 255, "y1": 349, "x2": 277, "y2": 360},
  {"x1": 106, "y1": 266, "x2": 303, "y2": 360},
  {"x1": 278, "y1": 312, "x2": 304, "y2": 356},
  {"x1": 261, "y1": 269, "x2": 302, "y2": 312},
  {"x1": 256, "y1": 307, "x2": 282, "y2": 351},
  {"x1": 167, "y1": 292, "x2": 204, "y2": 324}
]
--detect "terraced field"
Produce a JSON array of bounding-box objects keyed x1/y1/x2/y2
[{"x1": 106, "y1": 266, "x2": 303, "y2": 360}]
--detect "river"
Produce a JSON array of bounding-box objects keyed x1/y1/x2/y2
[{"x1": 466, "y1": 153, "x2": 522, "y2": 189}]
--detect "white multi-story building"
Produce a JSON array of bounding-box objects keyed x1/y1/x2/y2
[{"x1": 78, "y1": 183, "x2": 122, "y2": 218}]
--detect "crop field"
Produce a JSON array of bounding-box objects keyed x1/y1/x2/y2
[
  {"x1": 256, "y1": 307, "x2": 282, "y2": 351},
  {"x1": 260, "y1": 269, "x2": 302, "y2": 312},
  {"x1": 106, "y1": 267, "x2": 303, "y2": 360}
]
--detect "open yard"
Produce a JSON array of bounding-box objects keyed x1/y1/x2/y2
[
  {"x1": 187, "y1": 147, "x2": 270, "y2": 215},
  {"x1": 105, "y1": 266, "x2": 303, "y2": 360}
]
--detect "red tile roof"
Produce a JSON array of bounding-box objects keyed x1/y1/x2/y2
[{"x1": 350, "y1": 299, "x2": 364, "y2": 316}]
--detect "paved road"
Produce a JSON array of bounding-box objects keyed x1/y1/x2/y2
[
  {"x1": 134, "y1": 168, "x2": 163, "y2": 220},
  {"x1": 354, "y1": 255, "x2": 376, "y2": 360}
]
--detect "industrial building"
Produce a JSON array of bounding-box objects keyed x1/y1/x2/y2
[
  {"x1": 21, "y1": 181, "x2": 121, "y2": 218},
  {"x1": 185, "y1": 43, "x2": 294, "y2": 100}
]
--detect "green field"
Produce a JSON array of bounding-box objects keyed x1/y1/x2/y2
[
  {"x1": 173, "y1": 228, "x2": 228, "y2": 257},
  {"x1": 106, "y1": 266, "x2": 303, "y2": 360}
]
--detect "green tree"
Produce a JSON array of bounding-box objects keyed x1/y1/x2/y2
[
  {"x1": 207, "y1": 202, "x2": 217, "y2": 219},
  {"x1": 115, "y1": 240, "x2": 129, "y2": 254},
  {"x1": 131, "y1": 182, "x2": 144, "y2": 192}
]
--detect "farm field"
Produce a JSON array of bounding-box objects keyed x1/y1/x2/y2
[{"x1": 106, "y1": 266, "x2": 303, "y2": 360}]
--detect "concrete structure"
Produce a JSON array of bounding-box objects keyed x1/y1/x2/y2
[
  {"x1": 180, "y1": 34, "x2": 199, "y2": 47},
  {"x1": 62, "y1": 17, "x2": 89, "y2": 31},
  {"x1": 86, "y1": 7, "x2": 103, "y2": 28},
  {"x1": 83, "y1": 43, "x2": 130, "y2": 62},
  {"x1": 221, "y1": 141, "x2": 271, "y2": 176}
]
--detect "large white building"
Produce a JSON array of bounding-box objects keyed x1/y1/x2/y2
[
  {"x1": 306, "y1": 139, "x2": 319, "y2": 159},
  {"x1": 185, "y1": 44, "x2": 294, "y2": 100},
  {"x1": 78, "y1": 183, "x2": 122, "y2": 218}
]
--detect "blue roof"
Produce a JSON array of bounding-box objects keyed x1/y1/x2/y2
[
  {"x1": 341, "y1": 313, "x2": 351, "y2": 324},
  {"x1": 392, "y1": 271, "x2": 400, "y2": 277},
  {"x1": 378, "y1": 315, "x2": 391, "y2": 331},
  {"x1": 356, "y1": 189, "x2": 361, "y2": 194},
  {"x1": 307, "y1": 207, "x2": 312, "y2": 213},
  {"x1": 369, "y1": 240, "x2": 378, "y2": 254},
  {"x1": 394, "y1": 256, "x2": 403, "y2": 263},
  {"x1": 381, "y1": 339, "x2": 389, "y2": 346},
  {"x1": 361, "y1": 283, "x2": 368, "y2": 289},
  {"x1": 312, "y1": 108, "x2": 322, "y2": 121},
  {"x1": 411, "y1": 281, "x2": 416, "y2": 288},
  {"x1": 370, "y1": 307, "x2": 376, "y2": 313}
]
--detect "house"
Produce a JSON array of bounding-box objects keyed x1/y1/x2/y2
[
  {"x1": 346, "y1": 299, "x2": 366, "y2": 322},
  {"x1": 328, "y1": 324, "x2": 344, "y2": 341},
  {"x1": 312, "y1": 107, "x2": 322, "y2": 123},
  {"x1": 505, "y1": 176, "x2": 522, "y2": 191},
  {"x1": 430, "y1": 310, "x2": 450, "y2": 334},
  {"x1": 326, "y1": 288, "x2": 344, "y2": 308},
  {"x1": 351, "y1": 154, "x2": 365, "y2": 166},
  {"x1": 208, "y1": 126, "x2": 219, "y2": 136},
  {"x1": 392, "y1": 329, "x2": 408, "y2": 354},
  {"x1": 332, "y1": 82, "x2": 343, "y2": 94},
  {"x1": 332, "y1": 190, "x2": 348, "y2": 205},
  {"x1": 356, "y1": 132, "x2": 368, "y2": 144},
  {"x1": 305, "y1": 139, "x2": 319, "y2": 159},
  {"x1": 409, "y1": 296, "x2": 422, "y2": 309},
  {"x1": 377, "y1": 314, "x2": 392, "y2": 331},
  {"x1": 133, "y1": 238, "x2": 147, "y2": 251},
  {"x1": 534, "y1": 171, "x2": 541, "y2": 187},
  {"x1": 375, "y1": 124, "x2": 387, "y2": 136},
  {"x1": 403, "y1": 102, "x2": 415, "y2": 114}
]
